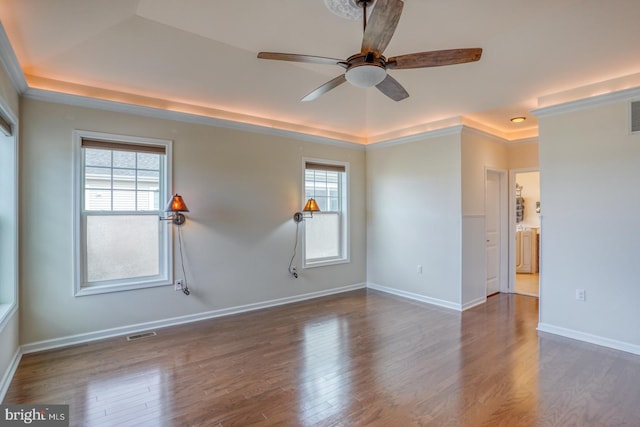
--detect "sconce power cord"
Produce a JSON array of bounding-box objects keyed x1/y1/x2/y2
[
  {"x1": 288, "y1": 220, "x2": 299, "y2": 278},
  {"x1": 178, "y1": 225, "x2": 190, "y2": 295}
]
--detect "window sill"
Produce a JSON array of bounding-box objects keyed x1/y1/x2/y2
[
  {"x1": 75, "y1": 280, "x2": 171, "y2": 297},
  {"x1": 303, "y1": 258, "x2": 350, "y2": 269}
]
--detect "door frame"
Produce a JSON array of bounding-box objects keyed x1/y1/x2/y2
[
  {"x1": 485, "y1": 168, "x2": 509, "y2": 294},
  {"x1": 508, "y1": 167, "x2": 540, "y2": 293}
]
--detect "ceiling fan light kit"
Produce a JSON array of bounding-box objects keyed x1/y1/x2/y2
[
  {"x1": 258, "y1": 0, "x2": 481, "y2": 102},
  {"x1": 344, "y1": 53, "x2": 387, "y2": 87},
  {"x1": 345, "y1": 64, "x2": 386, "y2": 87}
]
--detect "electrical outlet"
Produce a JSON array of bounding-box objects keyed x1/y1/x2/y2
[
  {"x1": 576, "y1": 288, "x2": 586, "y2": 301},
  {"x1": 174, "y1": 280, "x2": 183, "y2": 291},
  {"x1": 417, "y1": 265, "x2": 423, "y2": 274}
]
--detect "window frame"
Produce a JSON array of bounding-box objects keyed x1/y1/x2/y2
[
  {"x1": 301, "y1": 157, "x2": 350, "y2": 269},
  {"x1": 73, "y1": 130, "x2": 173, "y2": 296},
  {"x1": 0, "y1": 102, "x2": 18, "y2": 331}
]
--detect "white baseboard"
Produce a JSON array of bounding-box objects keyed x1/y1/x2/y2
[
  {"x1": 461, "y1": 296, "x2": 486, "y2": 311},
  {"x1": 367, "y1": 282, "x2": 461, "y2": 311},
  {"x1": 0, "y1": 348, "x2": 22, "y2": 403},
  {"x1": 537, "y1": 323, "x2": 640, "y2": 355},
  {"x1": 21, "y1": 283, "x2": 366, "y2": 355}
]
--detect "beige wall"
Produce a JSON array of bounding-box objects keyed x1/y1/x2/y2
[
  {"x1": 366, "y1": 133, "x2": 463, "y2": 306},
  {"x1": 460, "y1": 129, "x2": 509, "y2": 306},
  {"x1": 19, "y1": 98, "x2": 366, "y2": 345},
  {"x1": 508, "y1": 141, "x2": 539, "y2": 170},
  {"x1": 538, "y1": 98, "x2": 640, "y2": 349},
  {"x1": 366, "y1": 128, "x2": 520, "y2": 309},
  {"x1": 461, "y1": 129, "x2": 509, "y2": 215}
]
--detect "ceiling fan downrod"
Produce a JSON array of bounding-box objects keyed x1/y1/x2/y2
[{"x1": 356, "y1": 0, "x2": 374, "y2": 32}]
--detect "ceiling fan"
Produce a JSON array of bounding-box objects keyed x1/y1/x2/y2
[{"x1": 257, "y1": 0, "x2": 482, "y2": 102}]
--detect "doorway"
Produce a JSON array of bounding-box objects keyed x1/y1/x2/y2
[{"x1": 510, "y1": 169, "x2": 540, "y2": 297}]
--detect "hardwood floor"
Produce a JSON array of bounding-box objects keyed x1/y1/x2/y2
[
  {"x1": 515, "y1": 273, "x2": 539, "y2": 297},
  {"x1": 4, "y1": 290, "x2": 640, "y2": 426}
]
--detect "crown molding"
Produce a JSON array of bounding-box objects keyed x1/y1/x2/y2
[
  {"x1": 463, "y1": 127, "x2": 539, "y2": 145},
  {"x1": 365, "y1": 125, "x2": 465, "y2": 150},
  {"x1": 24, "y1": 87, "x2": 367, "y2": 151},
  {"x1": 508, "y1": 136, "x2": 539, "y2": 145},
  {"x1": 19, "y1": 77, "x2": 537, "y2": 152},
  {"x1": 533, "y1": 86, "x2": 640, "y2": 118},
  {"x1": 365, "y1": 122, "x2": 541, "y2": 151},
  {"x1": 461, "y1": 125, "x2": 509, "y2": 145},
  {"x1": 25, "y1": 78, "x2": 524, "y2": 151}
]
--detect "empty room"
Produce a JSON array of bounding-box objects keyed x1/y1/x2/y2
[{"x1": 1, "y1": 0, "x2": 639, "y2": 425}]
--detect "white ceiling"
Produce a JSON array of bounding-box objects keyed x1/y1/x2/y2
[{"x1": 1, "y1": 0, "x2": 640, "y2": 143}]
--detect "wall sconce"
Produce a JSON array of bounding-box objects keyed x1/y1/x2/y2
[
  {"x1": 289, "y1": 198, "x2": 321, "y2": 278},
  {"x1": 293, "y1": 198, "x2": 320, "y2": 223},
  {"x1": 161, "y1": 194, "x2": 189, "y2": 225}
]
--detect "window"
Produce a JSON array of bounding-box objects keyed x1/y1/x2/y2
[
  {"x1": 0, "y1": 107, "x2": 17, "y2": 327},
  {"x1": 303, "y1": 159, "x2": 349, "y2": 267},
  {"x1": 74, "y1": 131, "x2": 172, "y2": 295}
]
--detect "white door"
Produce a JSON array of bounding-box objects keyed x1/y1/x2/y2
[{"x1": 486, "y1": 171, "x2": 501, "y2": 295}]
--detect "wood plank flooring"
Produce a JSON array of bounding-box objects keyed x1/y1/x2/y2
[
  {"x1": 515, "y1": 273, "x2": 539, "y2": 297},
  {"x1": 4, "y1": 290, "x2": 640, "y2": 426}
]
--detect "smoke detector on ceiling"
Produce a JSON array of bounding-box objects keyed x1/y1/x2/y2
[{"x1": 323, "y1": 0, "x2": 374, "y2": 20}]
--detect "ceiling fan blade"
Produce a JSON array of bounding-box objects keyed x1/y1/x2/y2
[
  {"x1": 301, "y1": 74, "x2": 347, "y2": 102},
  {"x1": 388, "y1": 48, "x2": 483, "y2": 69},
  {"x1": 375, "y1": 74, "x2": 409, "y2": 101},
  {"x1": 257, "y1": 52, "x2": 346, "y2": 67},
  {"x1": 361, "y1": 0, "x2": 404, "y2": 55}
]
